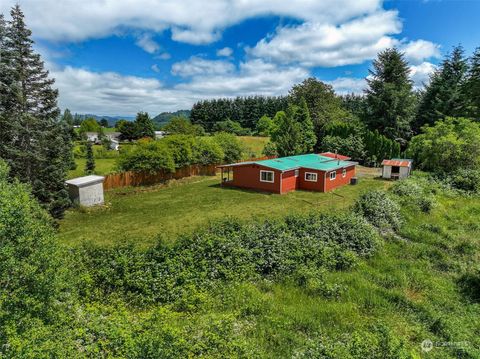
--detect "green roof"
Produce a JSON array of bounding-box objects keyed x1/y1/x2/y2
[{"x1": 253, "y1": 154, "x2": 357, "y2": 172}]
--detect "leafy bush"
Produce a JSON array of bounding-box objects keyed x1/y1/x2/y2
[
  {"x1": 262, "y1": 141, "x2": 278, "y2": 157},
  {"x1": 213, "y1": 119, "x2": 250, "y2": 135},
  {"x1": 391, "y1": 178, "x2": 437, "y2": 213},
  {"x1": 294, "y1": 325, "x2": 409, "y2": 358},
  {"x1": 213, "y1": 132, "x2": 243, "y2": 163},
  {"x1": 0, "y1": 159, "x2": 68, "y2": 327},
  {"x1": 407, "y1": 117, "x2": 480, "y2": 173},
  {"x1": 192, "y1": 137, "x2": 224, "y2": 165},
  {"x1": 76, "y1": 212, "x2": 379, "y2": 306},
  {"x1": 449, "y1": 168, "x2": 480, "y2": 193},
  {"x1": 353, "y1": 190, "x2": 402, "y2": 231},
  {"x1": 116, "y1": 139, "x2": 175, "y2": 173},
  {"x1": 161, "y1": 134, "x2": 196, "y2": 168}
]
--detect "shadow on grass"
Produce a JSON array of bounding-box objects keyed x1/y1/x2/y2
[
  {"x1": 209, "y1": 183, "x2": 277, "y2": 195},
  {"x1": 458, "y1": 271, "x2": 480, "y2": 303}
]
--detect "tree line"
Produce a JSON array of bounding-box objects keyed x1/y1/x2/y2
[
  {"x1": 190, "y1": 95, "x2": 289, "y2": 131},
  {"x1": 0, "y1": 6, "x2": 73, "y2": 218}
]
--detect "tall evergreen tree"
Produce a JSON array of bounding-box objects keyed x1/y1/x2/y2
[
  {"x1": 271, "y1": 111, "x2": 301, "y2": 157},
  {"x1": 289, "y1": 98, "x2": 316, "y2": 154},
  {"x1": 415, "y1": 46, "x2": 469, "y2": 130},
  {"x1": 364, "y1": 48, "x2": 416, "y2": 144},
  {"x1": 84, "y1": 141, "x2": 95, "y2": 175},
  {"x1": 464, "y1": 47, "x2": 480, "y2": 120},
  {"x1": 0, "y1": 5, "x2": 71, "y2": 217},
  {"x1": 135, "y1": 111, "x2": 155, "y2": 139},
  {"x1": 288, "y1": 78, "x2": 348, "y2": 145}
]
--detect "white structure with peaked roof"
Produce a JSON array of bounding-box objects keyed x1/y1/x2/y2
[{"x1": 65, "y1": 175, "x2": 105, "y2": 207}]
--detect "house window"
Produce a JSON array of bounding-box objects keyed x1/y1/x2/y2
[
  {"x1": 330, "y1": 171, "x2": 336, "y2": 180},
  {"x1": 342, "y1": 168, "x2": 347, "y2": 178},
  {"x1": 260, "y1": 170, "x2": 274, "y2": 183},
  {"x1": 305, "y1": 172, "x2": 318, "y2": 182},
  {"x1": 294, "y1": 169, "x2": 299, "y2": 177}
]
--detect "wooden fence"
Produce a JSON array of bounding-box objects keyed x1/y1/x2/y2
[
  {"x1": 102, "y1": 156, "x2": 277, "y2": 191},
  {"x1": 103, "y1": 164, "x2": 217, "y2": 190}
]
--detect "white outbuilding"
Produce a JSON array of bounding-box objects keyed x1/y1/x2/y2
[
  {"x1": 381, "y1": 159, "x2": 413, "y2": 180},
  {"x1": 65, "y1": 175, "x2": 105, "y2": 207}
]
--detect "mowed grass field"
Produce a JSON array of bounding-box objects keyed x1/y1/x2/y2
[
  {"x1": 68, "y1": 158, "x2": 117, "y2": 178},
  {"x1": 59, "y1": 167, "x2": 385, "y2": 247},
  {"x1": 238, "y1": 135, "x2": 270, "y2": 157}
]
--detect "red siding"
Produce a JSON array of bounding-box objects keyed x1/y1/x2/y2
[
  {"x1": 225, "y1": 164, "x2": 355, "y2": 194},
  {"x1": 298, "y1": 168, "x2": 324, "y2": 192},
  {"x1": 281, "y1": 170, "x2": 299, "y2": 193},
  {"x1": 324, "y1": 165, "x2": 355, "y2": 191},
  {"x1": 230, "y1": 164, "x2": 281, "y2": 193}
]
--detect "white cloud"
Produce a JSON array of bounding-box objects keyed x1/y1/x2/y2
[
  {"x1": 151, "y1": 64, "x2": 160, "y2": 73},
  {"x1": 156, "y1": 53, "x2": 171, "y2": 60},
  {"x1": 0, "y1": 0, "x2": 382, "y2": 44},
  {"x1": 135, "y1": 33, "x2": 160, "y2": 53},
  {"x1": 400, "y1": 39, "x2": 440, "y2": 64},
  {"x1": 171, "y1": 57, "x2": 235, "y2": 77},
  {"x1": 217, "y1": 47, "x2": 233, "y2": 57},
  {"x1": 176, "y1": 59, "x2": 308, "y2": 97},
  {"x1": 51, "y1": 60, "x2": 309, "y2": 115},
  {"x1": 328, "y1": 77, "x2": 367, "y2": 94},
  {"x1": 248, "y1": 11, "x2": 402, "y2": 67},
  {"x1": 410, "y1": 61, "x2": 437, "y2": 88}
]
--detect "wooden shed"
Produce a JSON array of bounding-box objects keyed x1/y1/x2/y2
[
  {"x1": 381, "y1": 159, "x2": 413, "y2": 180},
  {"x1": 218, "y1": 153, "x2": 357, "y2": 194}
]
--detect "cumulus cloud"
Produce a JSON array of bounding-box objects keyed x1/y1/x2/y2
[
  {"x1": 248, "y1": 11, "x2": 402, "y2": 67},
  {"x1": 217, "y1": 47, "x2": 233, "y2": 57},
  {"x1": 328, "y1": 77, "x2": 367, "y2": 94},
  {"x1": 410, "y1": 61, "x2": 437, "y2": 88},
  {"x1": 171, "y1": 57, "x2": 235, "y2": 77},
  {"x1": 51, "y1": 60, "x2": 309, "y2": 115},
  {"x1": 0, "y1": 0, "x2": 382, "y2": 44},
  {"x1": 135, "y1": 33, "x2": 160, "y2": 53},
  {"x1": 400, "y1": 39, "x2": 440, "y2": 64}
]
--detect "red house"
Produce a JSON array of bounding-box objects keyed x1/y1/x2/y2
[{"x1": 218, "y1": 153, "x2": 357, "y2": 194}]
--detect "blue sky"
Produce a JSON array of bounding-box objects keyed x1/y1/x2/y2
[{"x1": 2, "y1": 0, "x2": 479, "y2": 116}]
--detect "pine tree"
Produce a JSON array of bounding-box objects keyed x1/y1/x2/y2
[
  {"x1": 290, "y1": 98, "x2": 316, "y2": 153},
  {"x1": 271, "y1": 111, "x2": 301, "y2": 157},
  {"x1": 135, "y1": 111, "x2": 155, "y2": 139},
  {"x1": 0, "y1": 5, "x2": 71, "y2": 218},
  {"x1": 464, "y1": 47, "x2": 480, "y2": 120},
  {"x1": 364, "y1": 48, "x2": 416, "y2": 145},
  {"x1": 85, "y1": 141, "x2": 95, "y2": 175},
  {"x1": 415, "y1": 46, "x2": 469, "y2": 130}
]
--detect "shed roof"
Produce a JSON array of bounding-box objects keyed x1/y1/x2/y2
[
  {"x1": 381, "y1": 159, "x2": 412, "y2": 167},
  {"x1": 65, "y1": 175, "x2": 105, "y2": 187},
  {"x1": 219, "y1": 153, "x2": 357, "y2": 172}
]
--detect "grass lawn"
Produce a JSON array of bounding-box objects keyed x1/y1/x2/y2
[
  {"x1": 238, "y1": 135, "x2": 269, "y2": 157},
  {"x1": 59, "y1": 166, "x2": 386, "y2": 247},
  {"x1": 68, "y1": 158, "x2": 117, "y2": 178}
]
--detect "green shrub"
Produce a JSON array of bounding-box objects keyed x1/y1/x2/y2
[
  {"x1": 76, "y1": 212, "x2": 378, "y2": 305},
  {"x1": 192, "y1": 137, "x2": 224, "y2": 165},
  {"x1": 161, "y1": 134, "x2": 196, "y2": 168},
  {"x1": 116, "y1": 139, "x2": 175, "y2": 173},
  {"x1": 391, "y1": 178, "x2": 437, "y2": 213},
  {"x1": 0, "y1": 160, "x2": 64, "y2": 324},
  {"x1": 449, "y1": 168, "x2": 480, "y2": 193},
  {"x1": 353, "y1": 190, "x2": 402, "y2": 231},
  {"x1": 213, "y1": 132, "x2": 243, "y2": 163},
  {"x1": 294, "y1": 325, "x2": 409, "y2": 358},
  {"x1": 391, "y1": 179, "x2": 423, "y2": 197},
  {"x1": 262, "y1": 141, "x2": 278, "y2": 157}
]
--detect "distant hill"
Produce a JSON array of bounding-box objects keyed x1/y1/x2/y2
[
  {"x1": 73, "y1": 114, "x2": 135, "y2": 127},
  {"x1": 153, "y1": 110, "x2": 191, "y2": 127}
]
